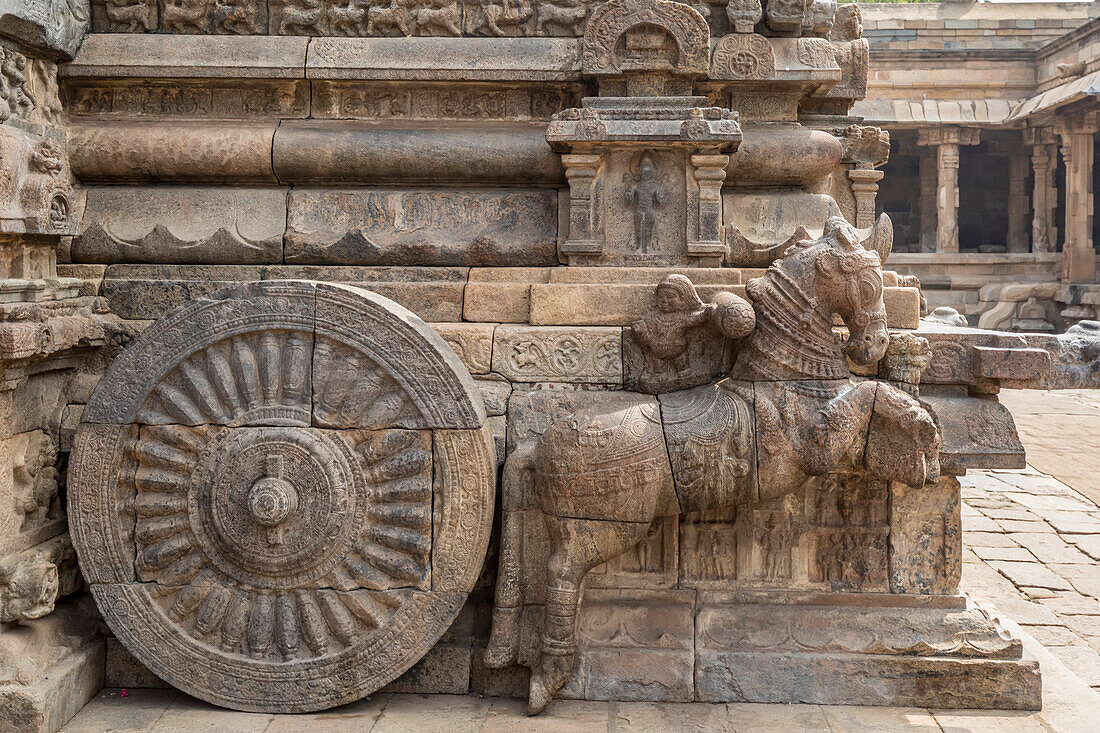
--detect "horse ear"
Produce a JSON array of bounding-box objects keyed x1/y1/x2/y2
[{"x1": 816, "y1": 249, "x2": 840, "y2": 275}]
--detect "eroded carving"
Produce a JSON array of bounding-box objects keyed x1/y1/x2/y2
[{"x1": 0, "y1": 47, "x2": 34, "y2": 124}]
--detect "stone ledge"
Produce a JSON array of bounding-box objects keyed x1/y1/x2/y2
[
  {"x1": 307, "y1": 37, "x2": 581, "y2": 82},
  {"x1": 61, "y1": 34, "x2": 311, "y2": 80}
]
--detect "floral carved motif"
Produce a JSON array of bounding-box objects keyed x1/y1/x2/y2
[{"x1": 710, "y1": 33, "x2": 775, "y2": 80}]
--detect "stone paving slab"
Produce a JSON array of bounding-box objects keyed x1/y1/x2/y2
[{"x1": 68, "y1": 690, "x2": 1085, "y2": 732}]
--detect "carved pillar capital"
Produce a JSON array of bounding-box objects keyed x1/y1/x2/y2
[
  {"x1": 1055, "y1": 110, "x2": 1100, "y2": 138},
  {"x1": 917, "y1": 126, "x2": 981, "y2": 148},
  {"x1": 1022, "y1": 125, "x2": 1057, "y2": 148}
]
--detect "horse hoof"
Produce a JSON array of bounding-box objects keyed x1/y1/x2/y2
[
  {"x1": 526, "y1": 653, "x2": 574, "y2": 716},
  {"x1": 527, "y1": 670, "x2": 554, "y2": 716}
]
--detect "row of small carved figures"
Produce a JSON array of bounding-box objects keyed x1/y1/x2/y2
[{"x1": 98, "y1": 0, "x2": 861, "y2": 40}]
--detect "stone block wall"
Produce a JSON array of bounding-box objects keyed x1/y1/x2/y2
[{"x1": 862, "y1": 2, "x2": 1097, "y2": 52}]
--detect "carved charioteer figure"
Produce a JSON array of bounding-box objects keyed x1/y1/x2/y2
[{"x1": 485, "y1": 217, "x2": 942, "y2": 714}]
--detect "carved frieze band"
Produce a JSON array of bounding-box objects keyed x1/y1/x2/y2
[
  {"x1": 93, "y1": 0, "x2": 597, "y2": 37},
  {"x1": 62, "y1": 80, "x2": 580, "y2": 122}
]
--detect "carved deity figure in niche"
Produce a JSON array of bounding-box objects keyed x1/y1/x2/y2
[
  {"x1": 632, "y1": 274, "x2": 716, "y2": 380},
  {"x1": 624, "y1": 153, "x2": 664, "y2": 254}
]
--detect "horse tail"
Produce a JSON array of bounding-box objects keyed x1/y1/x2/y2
[{"x1": 484, "y1": 439, "x2": 537, "y2": 668}]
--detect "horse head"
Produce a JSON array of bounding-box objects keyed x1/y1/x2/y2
[{"x1": 791, "y1": 216, "x2": 889, "y2": 365}]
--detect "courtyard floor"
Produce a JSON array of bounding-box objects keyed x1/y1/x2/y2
[{"x1": 62, "y1": 390, "x2": 1100, "y2": 732}]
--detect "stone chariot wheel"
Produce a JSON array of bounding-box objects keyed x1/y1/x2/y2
[{"x1": 68, "y1": 281, "x2": 495, "y2": 713}]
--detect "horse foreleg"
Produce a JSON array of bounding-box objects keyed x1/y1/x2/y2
[
  {"x1": 866, "y1": 383, "x2": 941, "y2": 488},
  {"x1": 798, "y1": 381, "x2": 879, "y2": 475},
  {"x1": 528, "y1": 515, "x2": 651, "y2": 715}
]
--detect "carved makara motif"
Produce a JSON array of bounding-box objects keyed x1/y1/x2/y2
[{"x1": 69, "y1": 281, "x2": 494, "y2": 713}]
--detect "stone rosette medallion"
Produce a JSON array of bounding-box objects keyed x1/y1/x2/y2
[{"x1": 67, "y1": 280, "x2": 495, "y2": 713}]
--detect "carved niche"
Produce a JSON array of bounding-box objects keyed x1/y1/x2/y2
[
  {"x1": 549, "y1": 0, "x2": 740, "y2": 266},
  {"x1": 68, "y1": 280, "x2": 496, "y2": 712},
  {"x1": 581, "y1": 0, "x2": 711, "y2": 79}
]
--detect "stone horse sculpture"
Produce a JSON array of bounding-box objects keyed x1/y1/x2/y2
[{"x1": 484, "y1": 217, "x2": 942, "y2": 714}]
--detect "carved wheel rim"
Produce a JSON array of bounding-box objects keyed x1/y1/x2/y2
[{"x1": 68, "y1": 281, "x2": 494, "y2": 713}]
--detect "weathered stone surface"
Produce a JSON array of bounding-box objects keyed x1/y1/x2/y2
[
  {"x1": 273, "y1": 122, "x2": 564, "y2": 186},
  {"x1": 64, "y1": 33, "x2": 309, "y2": 78},
  {"x1": 432, "y1": 323, "x2": 495, "y2": 375},
  {"x1": 0, "y1": 597, "x2": 104, "y2": 733},
  {"x1": 273, "y1": 266, "x2": 468, "y2": 323},
  {"x1": 105, "y1": 637, "x2": 167, "y2": 689},
  {"x1": 68, "y1": 280, "x2": 495, "y2": 713},
  {"x1": 0, "y1": 0, "x2": 89, "y2": 59},
  {"x1": 529, "y1": 283, "x2": 750, "y2": 327},
  {"x1": 74, "y1": 187, "x2": 286, "y2": 264},
  {"x1": 492, "y1": 325, "x2": 622, "y2": 384},
  {"x1": 696, "y1": 647, "x2": 1039, "y2": 709},
  {"x1": 97, "y1": 264, "x2": 265, "y2": 320},
  {"x1": 306, "y1": 37, "x2": 583, "y2": 76},
  {"x1": 68, "y1": 121, "x2": 279, "y2": 184},
  {"x1": 570, "y1": 589, "x2": 695, "y2": 702},
  {"x1": 924, "y1": 394, "x2": 1025, "y2": 472},
  {"x1": 463, "y1": 267, "x2": 552, "y2": 324},
  {"x1": 96, "y1": 265, "x2": 469, "y2": 322},
  {"x1": 474, "y1": 375, "x2": 511, "y2": 416},
  {"x1": 285, "y1": 189, "x2": 557, "y2": 267},
  {"x1": 890, "y1": 476, "x2": 962, "y2": 595}
]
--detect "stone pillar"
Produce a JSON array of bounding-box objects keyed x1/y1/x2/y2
[
  {"x1": 1056, "y1": 113, "x2": 1098, "y2": 283},
  {"x1": 1007, "y1": 151, "x2": 1030, "y2": 253},
  {"x1": 918, "y1": 127, "x2": 980, "y2": 253},
  {"x1": 687, "y1": 153, "x2": 730, "y2": 265},
  {"x1": 1024, "y1": 126, "x2": 1058, "y2": 253},
  {"x1": 560, "y1": 153, "x2": 604, "y2": 260},
  {"x1": 848, "y1": 168, "x2": 885, "y2": 229},
  {"x1": 918, "y1": 148, "x2": 938, "y2": 253}
]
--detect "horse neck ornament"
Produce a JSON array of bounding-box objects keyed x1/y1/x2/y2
[{"x1": 732, "y1": 216, "x2": 889, "y2": 383}]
